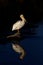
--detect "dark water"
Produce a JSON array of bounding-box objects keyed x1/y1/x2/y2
[{"x1": 0, "y1": 24, "x2": 43, "y2": 65}]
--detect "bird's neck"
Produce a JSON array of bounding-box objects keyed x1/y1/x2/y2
[{"x1": 21, "y1": 17, "x2": 26, "y2": 22}]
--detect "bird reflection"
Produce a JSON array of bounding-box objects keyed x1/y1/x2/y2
[
  {"x1": 7, "y1": 31, "x2": 26, "y2": 60},
  {"x1": 12, "y1": 43, "x2": 26, "y2": 60}
]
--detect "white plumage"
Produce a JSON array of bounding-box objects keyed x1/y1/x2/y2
[{"x1": 12, "y1": 14, "x2": 26, "y2": 32}]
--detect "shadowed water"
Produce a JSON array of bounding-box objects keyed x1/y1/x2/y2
[{"x1": 0, "y1": 23, "x2": 43, "y2": 65}]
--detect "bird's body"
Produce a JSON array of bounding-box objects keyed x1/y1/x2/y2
[
  {"x1": 12, "y1": 20, "x2": 25, "y2": 30},
  {"x1": 12, "y1": 14, "x2": 26, "y2": 32}
]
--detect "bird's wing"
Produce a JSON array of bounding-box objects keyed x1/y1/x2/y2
[
  {"x1": 12, "y1": 21, "x2": 21, "y2": 29},
  {"x1": 13, "y1": 21, "x2": 21, "y2": 26}
]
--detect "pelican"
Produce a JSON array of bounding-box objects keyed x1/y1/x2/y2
[
  {"x1": 12, "y1": 14, "x2": 26, "y2": 33},
  {"x1": 7, "y1": 14, "x2": 27, "y2": 37}
]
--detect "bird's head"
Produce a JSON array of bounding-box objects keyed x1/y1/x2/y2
[
  {"x1": 20, "y1": 14, "x2": 26, "y2": 21},
  {"x1": 20, "y1": 14, "x2": 28, "y2": 23},
  {"x1": 20, "y1": 14, "x2": 24, "y2": 18}
]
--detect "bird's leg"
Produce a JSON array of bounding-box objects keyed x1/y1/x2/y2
[
  {"x1": 15, "y1": 29, "x2": 20, "y2": 37},
  {"x1": 7, "y1": 30, "x2": 21, "y2": 38},
  {"x1": 17, "y1": 29, "x2": 20, "y2": 33},
  {"x1": 7, "y1": 32, "x2": 20, "y2": 38}
]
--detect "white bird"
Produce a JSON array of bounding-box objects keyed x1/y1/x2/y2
[{"x1": 12, "y1": 14, "x2": 26, "y2": 33}]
